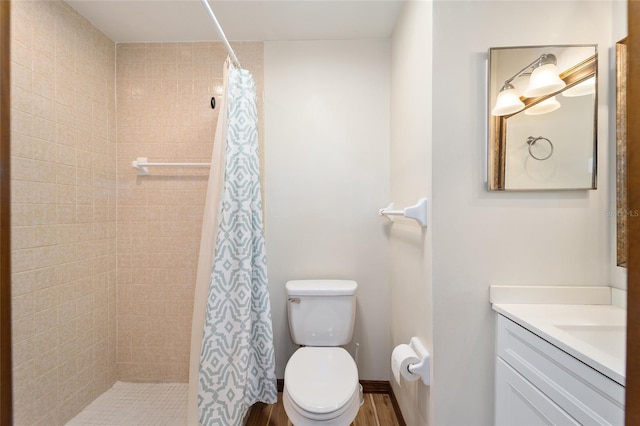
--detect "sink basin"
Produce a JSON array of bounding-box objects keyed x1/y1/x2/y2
[{"x1": 554, "y1": 324, "x2": 626, "y2": 361}]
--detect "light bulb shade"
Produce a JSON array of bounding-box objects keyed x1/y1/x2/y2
[
  {"x1": 525, "y1": 96, "x2": 561, "y2": 115},
  {"x1": 491, "y1": 87, "x2": 525, "y2": 116},
  {"x1": 523, "y1": 63, "x2": 566, "y2": 97},
  {"x1": 562, "y1": 77, "x2": 595, "y2": 97}
]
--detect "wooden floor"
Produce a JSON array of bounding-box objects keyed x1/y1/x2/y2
[{"x1": 246, "y1": 392, "x2": 403, "y2": 426}]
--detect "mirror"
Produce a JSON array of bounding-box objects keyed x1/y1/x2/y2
[
  {"x1": 616, "y1": 38, "x2": 627, "y2": 267},
  {"x1": 487, "y1": 45, "x2": 598, "y2": 191}
]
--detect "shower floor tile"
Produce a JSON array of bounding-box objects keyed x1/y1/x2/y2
[{"x1": 65, "y1": 382, "x2": 188, "y2": 426}]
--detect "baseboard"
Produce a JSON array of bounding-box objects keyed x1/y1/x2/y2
[
  {"x1": 359, "y1": 379, "x2": 390, "y2": 394},
  {"x1": 277, "y1": 379, "x2": 405, "y2": 426}
]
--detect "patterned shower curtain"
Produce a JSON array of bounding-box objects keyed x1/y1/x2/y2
[{"x1": 195, "y1": 63, "x2": 277, "y2": 425}]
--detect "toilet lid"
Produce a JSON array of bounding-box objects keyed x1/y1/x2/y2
[{"x1": 284, "y1": 347, "x2": 359, "y2": 415}]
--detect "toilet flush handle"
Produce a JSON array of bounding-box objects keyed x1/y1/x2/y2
[{"x1": 288, "y1": 297, "x2": 301, "y2": 304}]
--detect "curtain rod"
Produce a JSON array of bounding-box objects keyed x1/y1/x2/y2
[{"x1": 200, "y1": 0, "x2": 242, "y2": 69}]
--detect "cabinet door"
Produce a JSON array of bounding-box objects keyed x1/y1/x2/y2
[
  {"x1": 497, "y1": 315, "x2": 625, "y2": 425},
  {"x1": 496, "y1": 358, "x2": 580, "y2": 426}
]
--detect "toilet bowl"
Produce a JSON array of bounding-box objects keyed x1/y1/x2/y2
[
  {"x1": 283, "y1": 347, "x2": 362, "y2": 426},
  {"x1": 283, "y1": 280, "x2": 360, "y2": 425}
]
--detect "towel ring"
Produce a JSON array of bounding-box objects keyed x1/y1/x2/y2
[{"x1": 526, "y1": 136, "x2": 553, "y2": 161}]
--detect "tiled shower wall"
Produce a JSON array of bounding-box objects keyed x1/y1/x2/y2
[
  {"x1": 11, "y1": 0, "x2": 265, "y2": 423},
  {"x1": 115, "y1": 43, "x2": 264, "y2": 381},
  {"x1": 10, "y1": 1, "x2": 117, "y2": 425}
]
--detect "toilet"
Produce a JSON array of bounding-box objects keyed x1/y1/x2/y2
[{"x1": 283, "y1": 280, "x2": 362, "y2": 426}]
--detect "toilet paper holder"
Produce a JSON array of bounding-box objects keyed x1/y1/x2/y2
[{"x1": 407, "y1": 337, "x2": 430, "y2": 386}]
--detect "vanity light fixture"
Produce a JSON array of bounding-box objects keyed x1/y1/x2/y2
[
  {"x1": 522, "y1": 54, "x2": 566, "y2": 97},
  {"x1": 491, "y1": 53, "x2": 566, "y2": 116},
  {"x1": 491, "y1": 83, "x2": 525, "y2": 116},
  {"x1": 525, "y1": 96, "x2": 561, "y2": 115},
  {"x1": 562, "y1": 76, "x2": 595, "y2": 97}
]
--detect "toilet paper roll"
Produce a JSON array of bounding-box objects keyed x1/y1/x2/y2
[{"x1": 391, "y1": 344, "x2": 420, "y2": 385}]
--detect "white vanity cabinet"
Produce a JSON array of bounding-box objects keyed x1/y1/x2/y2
[{"x1": 495, "y1": 315, "x2": 625, "y2": 425}]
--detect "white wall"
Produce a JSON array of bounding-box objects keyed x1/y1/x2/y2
[
  {"x1": 263, "y1": 2, "x2": 619, "y2": 424},
  {"x1": 263, "y1": 40, "x2": 391, "y2": 380},
  {"x1": 389, "y1": 1, "x2": 433, "y2": 425},
  {"x1": 430, "y1": 1, "x2": 613, "y2": 424}
]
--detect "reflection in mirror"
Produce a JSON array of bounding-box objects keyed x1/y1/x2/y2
[
  {"x1": 616, "y1": 38, "x2": 627, "y2": 268},
  {"x1": 487, "y1": 45, "x2": 598, "y2": 191}
]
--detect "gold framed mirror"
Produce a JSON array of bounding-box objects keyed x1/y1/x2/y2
[
  {"x1": 488, "y1": 45, "x2": 598, "y2": 191},
  {"x1": 616, "y1": 38, "x2": 628, "y2": 268}
]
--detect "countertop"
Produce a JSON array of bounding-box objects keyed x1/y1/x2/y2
[{"x1": 492, "y1": 303, "x2": 626, "y2": 386}]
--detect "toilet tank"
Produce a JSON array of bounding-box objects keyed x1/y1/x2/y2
[{"x1": 286, "y1": 280, "x2": 357, "y2": 347}]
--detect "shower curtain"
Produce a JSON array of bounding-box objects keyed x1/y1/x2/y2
[{"x1": 187, "y1": 60, "x2": 277, "y2": 426}]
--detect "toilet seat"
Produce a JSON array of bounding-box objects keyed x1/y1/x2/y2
[{"x1": 284, "y1": 347, "x2": 360, "y2": 422}]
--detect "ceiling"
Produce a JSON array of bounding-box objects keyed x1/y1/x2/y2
[{"x1": 65, "y1": 0, "x2": 405, "y2": 43}]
